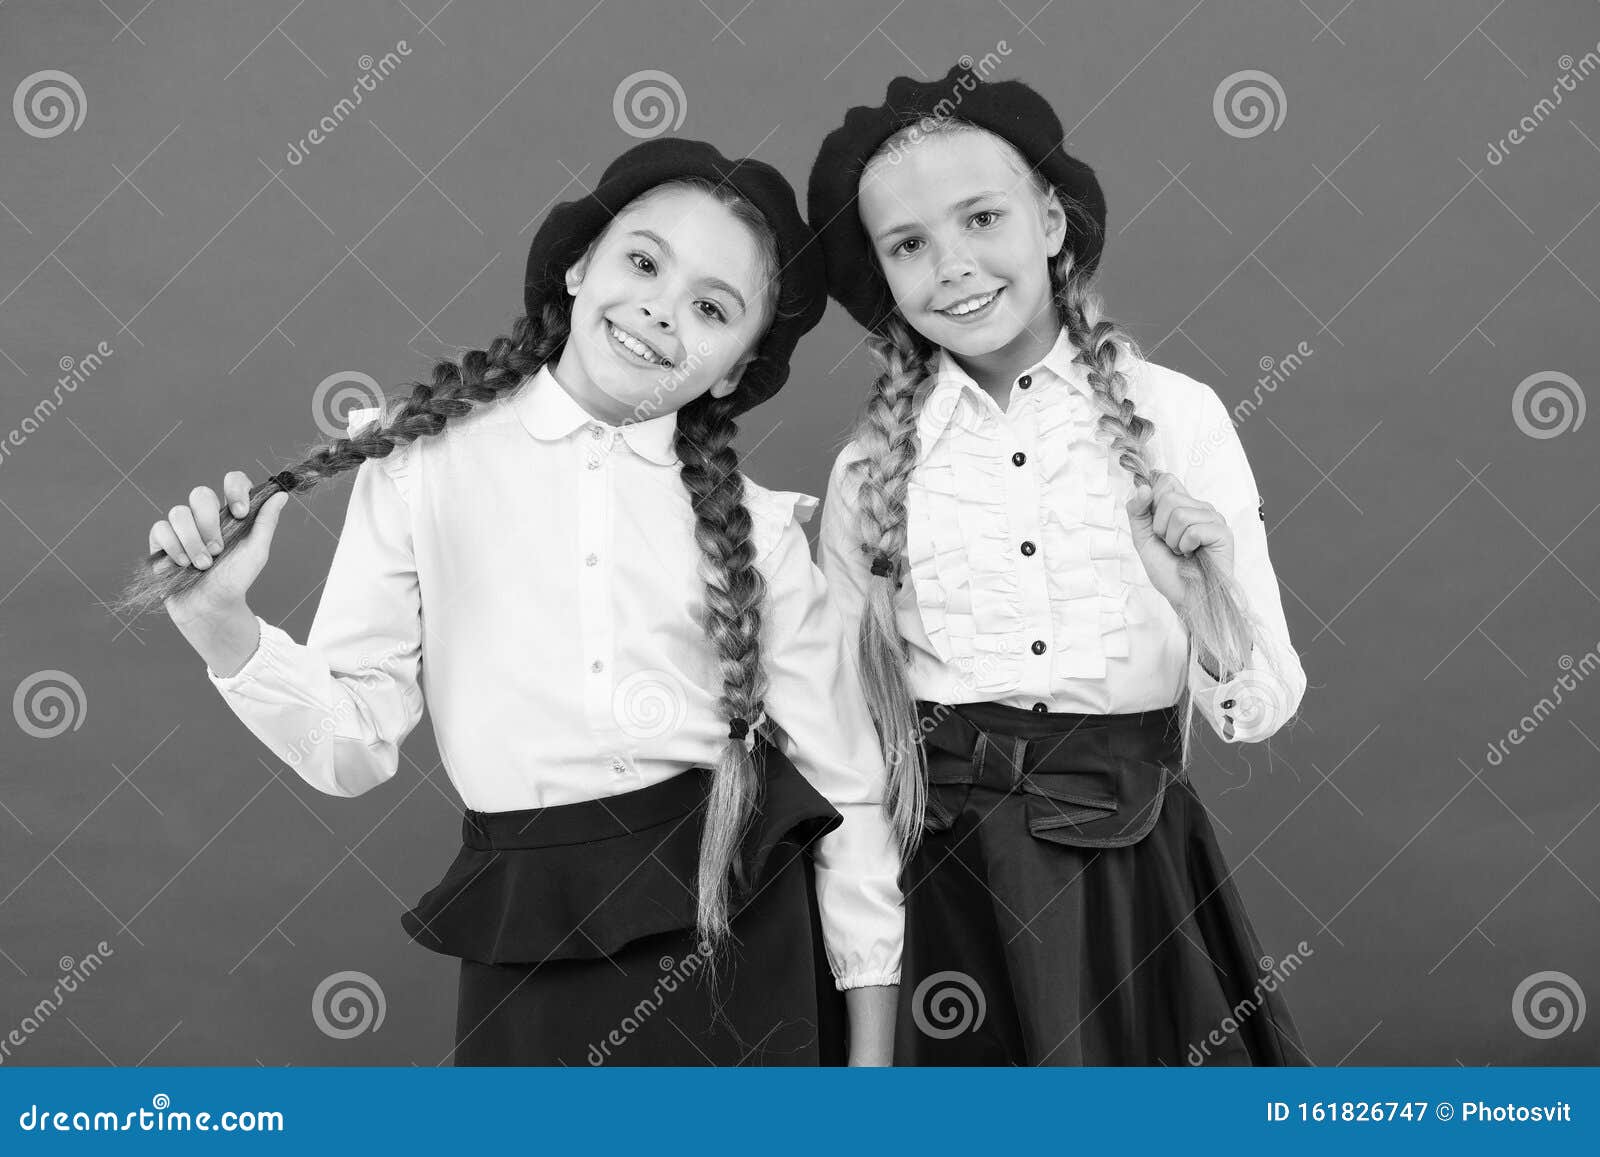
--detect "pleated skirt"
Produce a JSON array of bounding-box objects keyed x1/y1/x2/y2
[
  {"x1": 401, "y1": 745, "x2": 848, "y2": 1066},
  {"x1": 895, "y1": 698, "x2": 1312, "y2": 1067}
]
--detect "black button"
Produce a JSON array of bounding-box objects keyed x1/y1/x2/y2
[
  {"x1": 1032, "y1": 702, "x2": 1049, "y2": 713},
  {"x1": 1221, "y1": 698, "x2": 1235, "y2": 709},
  {"x1": 1011, "y1": 451, "x2": 1026, "y2": 467},
  {"x1": 1031, "y1": 640, "x2": 1047, "y2": 655},
  {"x1": 1020, "y1": 540, "x2": 1036, "y2": 556},
  {"x1": 1018, "y1": 374, "x2": 1032, "y2": 389}
]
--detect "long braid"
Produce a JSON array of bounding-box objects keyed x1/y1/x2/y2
[
  {"x1": 112, "y1": 300, "x2": 571, "y2": 620},
  {"x1": 1052, "y1": 248, "x2": 1258, "y2": 764},
  {"x1": 674, "y1": 391, "x2": 769, "y2": 991},
  {"x1": 845, "y1": 314, "x2": 936, "y2": 859}
]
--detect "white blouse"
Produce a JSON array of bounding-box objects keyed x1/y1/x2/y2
[
  {"x1": 205, "y1": 364, "x2": 903, "y2": 991},
  {"x1": 820, "y1": 325, "x2": 1306, "y2": 743}
]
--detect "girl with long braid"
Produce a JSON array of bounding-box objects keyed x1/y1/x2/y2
[
  {"x1": 113, "y1": 139, "x2": 902, "y2": 1066},
  {"x1": 808, "y1": 67, "x2": 1309, "y2": 1065}
]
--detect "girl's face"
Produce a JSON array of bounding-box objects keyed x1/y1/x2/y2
[
  {"x1": 857, "y1": 130, "x2": 1067, "y2": 361},
  {"x1": 559, "y1": 185, "x2": 771, "y2": 424}
]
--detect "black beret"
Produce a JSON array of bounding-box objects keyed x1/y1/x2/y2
[
  {"x1": 525, "y1": 137, "x2": 826, "y2": 417},
  {"x1": 807, "y1": 63, "x2": 1107, "y2": 334}
]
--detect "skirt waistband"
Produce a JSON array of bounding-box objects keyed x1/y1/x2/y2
[{"x1": 460, "y1": 767, "x2": 708, "y2": 852}]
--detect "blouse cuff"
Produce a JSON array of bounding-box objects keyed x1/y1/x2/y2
[
  {"x1": 205, "y1": 614, "x2": 278, "y2": 688},
  {"x1": 834, "y1": 969, "x2": 902, "y2": 992}
]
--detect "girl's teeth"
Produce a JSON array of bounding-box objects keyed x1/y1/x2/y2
[
  {"x1": 947, "y1": 292, "x2": 996, "y2": 316},
  {"x1": 610, "y1": 322, "x2": 666, "y2": 365}
]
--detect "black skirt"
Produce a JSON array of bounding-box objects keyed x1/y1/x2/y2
[
  {"x1": 401, "y1": 743, "x2": 848, "y2": 1066},
  {"x1": 895, "y1": 699, "x2": 1312, "y2": 1066}
]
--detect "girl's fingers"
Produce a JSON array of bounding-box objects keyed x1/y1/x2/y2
[
  {"x1": 189, "y1": 485, "x2": 223, "y2": 552},
  {"x1": 150, "y1": 520, "x2": 190, "y2": 568},
  {"x1": 222, "y1": 470, "x2": 253, "y2": 518},
  {"x1": 167, "y1": 504, "x2": 210, "y2": 568},
  {"x1": 1161, "y1": 506, "x2": 1216, "y2": 554}
]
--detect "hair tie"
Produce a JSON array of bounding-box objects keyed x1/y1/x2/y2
[
  {"x1": 728, "y1": 717, "x2": 749, "y2": 741},
  {"x1": 271, "y1": 470, "x2": 297, "y2": 493},
  {"x1": 727, "y1": 711, "x2": 765, "y2": 754},
  {"x1": 869, "y1": 554, "x2": 894, "y2": 577}
]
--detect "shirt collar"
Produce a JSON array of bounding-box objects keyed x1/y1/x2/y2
[
  {"x1": 918, "y1": 325, "x2": 1093, "y2": 453},
  {"x1": 513, "y1": 363, "x2": 680, "y2": 466}
]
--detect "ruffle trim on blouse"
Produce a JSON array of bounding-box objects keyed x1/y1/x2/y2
[{"x1": 906, "y1": 380, "x2": 1156, "y2": 691}]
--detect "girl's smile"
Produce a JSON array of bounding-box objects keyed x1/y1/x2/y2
[
  {"x1": 933, "y1": 285, "x2": 1005, "y2": 322},
  {"x1": 604, "y1": 317, "x2": 675, "y2": 367}
]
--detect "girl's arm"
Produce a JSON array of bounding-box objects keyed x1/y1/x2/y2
[
  {"x1": 1180, "y1": 387, "x2": 1308, "y2": 742},
  {"x1": 200, "y1": 441, "x2": 426, "y2": 797},
  {"x1": 753, "y1": 488, "x2": 902, "y2": 1064}
]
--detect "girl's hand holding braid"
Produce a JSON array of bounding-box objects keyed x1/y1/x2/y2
[
  {"x1": 1125, "y1": 469, "x2": 1236, "y2": 617},
  {"x1": 146, "y1": 471, "x2": 292, "y2": 625}
]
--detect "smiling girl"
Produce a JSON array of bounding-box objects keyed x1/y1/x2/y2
[
  {"x1": 114, "y1": 138, "x2": 902, "y2": 1066},
  {"x1": 808, "y1": 67, "x2": 1309, "y2": 1065}
]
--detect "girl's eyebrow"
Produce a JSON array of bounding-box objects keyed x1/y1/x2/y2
[
  {"x1": 871, "y1": 190, "x2": 1009, "y2": 243},
  {"x1": 625, "y1": 228, "x2": 748, "y2": 313}
]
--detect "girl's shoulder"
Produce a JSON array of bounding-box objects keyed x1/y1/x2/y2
[
  {"x1": 1117, "y1": 347, "x2": 1224, "y2": 421},
  {"x1": 738, "y1": 473, "x2": 820, "y2": 565}
]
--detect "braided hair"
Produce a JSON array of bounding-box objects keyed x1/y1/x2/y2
[
  {"x1": 844, "y1": 119, "x2": 1269, "y2": 857},
  {"x1": 113, "y1": 178, "x2": 790, "y2": 967}
]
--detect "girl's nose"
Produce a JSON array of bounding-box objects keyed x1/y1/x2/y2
[
  {"x1": 934, "y1": 245, "x2": 977, "y2": 284},
  {"x1": 639, "y1": 302, "x2": 674, "y2": 331}
]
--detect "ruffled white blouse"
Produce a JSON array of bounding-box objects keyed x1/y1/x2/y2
[{"x1": 820, "y1": 325, "x2": 1307, "y2": 743}]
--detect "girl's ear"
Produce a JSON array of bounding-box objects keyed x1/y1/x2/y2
[
  {"x1": 564, "y1": 251, "x2": 591, "y2": 296},
  {"x1": 1042, "y1": 188, "x2": 1069, "y2": 259},
  {"x1": 708, "y1": 349, "x2": 759, "y2": 399}
]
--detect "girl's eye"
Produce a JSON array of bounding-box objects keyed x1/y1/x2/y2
[
  {"x1": 970, "y1": 210, "x2": 999, "y2": 228},
  {"x1": 696, "y1": 301, "x2": 727, "y2": 323},
  {"x1": 892, "y1": 238, "x2": 924, "y2": 258},
  {"x1": 628, "y1": 252, "x2": 656, "y2": 274}
]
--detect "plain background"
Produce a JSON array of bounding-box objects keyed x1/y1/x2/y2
[{"x1": 2, "y1": 0, "x2": 1597, "y2": 1065}]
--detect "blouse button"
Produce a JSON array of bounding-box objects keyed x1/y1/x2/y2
[
  {"x1": 1221, "y1": 699, "x2": 1235, "y2": 709},
  {"x1": 1020, "y1": 540, "x2": 1036, "y2": 557},
  {"x1": 585, "y1": 553, "x2": 598, "y2": 567},
  {"x1": 1031, "y1": 640, "x2": 1047, "y2": 655},
  {"x1": 1018, "y1": 374, "x2": 1032, "y2": 389},
  {"x1": 609, "y1": 755, "x2": 627, "y2": 773},
  {"x1": 590, "y1": 425, "x2": 604, "y2": 439},
  {"x1": 591, "y1": 660, "x2": 604, "y2": 673},
  {"x1": 1011, "y1": 451, "x2": 1026, "y2": 467},
  {"x1": 586, "y1": 458, "x2": 601, "y2": 470},
  {"x1": 1032, "y1": 702, "x2": 1048, "y2": 713}
]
